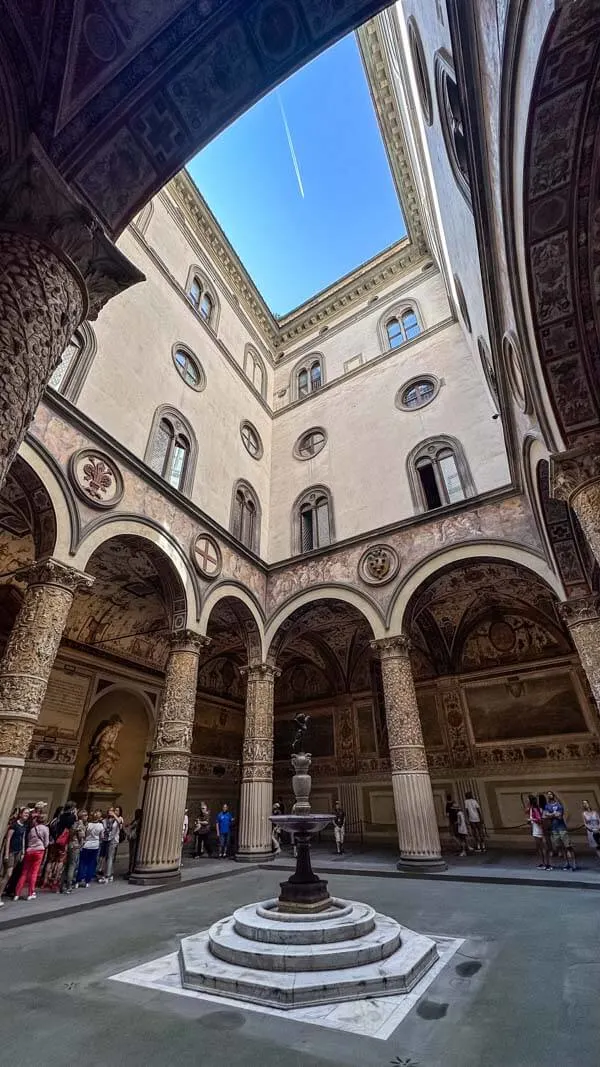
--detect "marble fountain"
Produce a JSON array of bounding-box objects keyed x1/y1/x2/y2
[{"x1": 178, "y1": 734, "x2": 438, "y2": 1010}]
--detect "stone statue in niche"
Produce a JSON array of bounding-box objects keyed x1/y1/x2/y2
[{"x1": 82, "y1": 714, "x2": 124, "y2": 790}]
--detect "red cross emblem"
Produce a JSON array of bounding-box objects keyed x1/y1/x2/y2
[{"x1": 193, "y1": 535, "x2": 221, "y2": 579}]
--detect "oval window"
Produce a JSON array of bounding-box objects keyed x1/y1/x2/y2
[{"x1": 172, "y1": 347, "x2": 205, "y2": 391}]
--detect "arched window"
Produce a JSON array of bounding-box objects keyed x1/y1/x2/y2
[
  {"x1": 435, "y1": 52, "x2": 471, "y2": 204},
  {"x1": 230, "y1": 480, "x2": 261, "y2": 553},
  {"x1": 408, "y1": 437, "x2": 475, "y2": 513},
  {"x1": 46, "y1": 324, "x2": 97, "y2": 403},
  {"x1": 408, "y1": 17, "x2": 433, "y2": 126},
  {"x1": 145, "y1": 407, "x2": 197, "y2": 495},
  {"x1": 293, "y1": 486, "x2": 334, "y2": 553},
  {"x1": 243, "y1": 345, "x2": 267, "y2": 399},
  {"x1": 186, "y1": 269, "x2": 217, "y2": 328},
  {"x1": 381, "y1": 306, "x2": 422, "y2": 351},
  {"x1": 294, "y1": 355, "x2": 324, "y2": 400}
]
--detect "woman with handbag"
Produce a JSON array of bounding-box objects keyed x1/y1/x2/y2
[{"x1": 14, "y1": 813, "x2": 49, "y2": 900}]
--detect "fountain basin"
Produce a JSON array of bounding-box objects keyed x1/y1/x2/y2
[{"x1": 270, "y1": 814, "x2": 332, "y2": 835}]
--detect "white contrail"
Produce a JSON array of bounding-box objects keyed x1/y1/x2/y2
[{"x1": 276, "y1": 90, "x2": 305, "y2": 199}]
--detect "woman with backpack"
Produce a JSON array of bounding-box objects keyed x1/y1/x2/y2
[{"x1": 42, "y1": 801, "x2": 77, "y2": 892}]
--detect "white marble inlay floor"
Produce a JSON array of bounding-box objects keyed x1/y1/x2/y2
[{"x1": 109, "y1": 933, "x2": 463, "y2": 1041}]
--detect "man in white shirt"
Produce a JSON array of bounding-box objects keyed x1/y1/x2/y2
[{"x1": 464, "y1": 792, "x2": 485, "y2": 852}]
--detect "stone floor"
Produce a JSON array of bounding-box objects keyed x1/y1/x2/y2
[
  {"x1": 2, "y1": 842, "x2": 599, "y2": 931},
  {"x1": 0, "y1": 866, "x2": 598, "y2": 1066}
]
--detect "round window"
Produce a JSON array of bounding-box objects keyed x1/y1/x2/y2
[
  {"x1": 240, "y1": 421, "x2": 263, "y2": 460},
  {"x1": 294, "y1": 427, "x2": 327, "y2": 460},
  {"x1": 396, "y1": 376, "x2": 439, "y2": 411},
  {"x1": 172, "y1": 346, "x2": 205, "y2": 391}
]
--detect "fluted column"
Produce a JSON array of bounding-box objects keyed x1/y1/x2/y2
[
  {"x1": 0, "y1": 559, "x2": 93, "y2": 833},
  {"x1": 0, "y1": 140, "x2": 142, "y2": 489},
  {"x1": 561, "y1": 595, "x2": 600, "y2": 712},
  {"x1": 236, "y1": 664, "x2": 280, "y2": 862},
  {"x1": 551, "y1": 443, "x2": 600, "y2": 566},
  {"x1": 372, "y1": 636, "x2": 446, "y2": 871},
  {"x1": 131, "y1": 631, "x2": 209, "y2": 883}
]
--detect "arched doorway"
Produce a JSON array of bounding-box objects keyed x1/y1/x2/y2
[
  {"x1": 267, "y1": 597, "x2": 382, "y2": 843},
  {"x1": 403, "y1": 557, "x2": 600, "y2": 845},
  {"x1": 188, "y1": 596, "x2": 264, "y2": 836}
]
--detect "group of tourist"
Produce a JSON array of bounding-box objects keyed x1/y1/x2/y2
[
  {"x1": 446, "y1": 792, "x2": 487, "y2": 856},
  {"x1": 0, "y1": 801, "x2": 143, "y2": 904},
  {"x1": 189, "y1": 802, "x2": 236, "y2": 859},
  {"x1": 525, "y1": 791, "x2": 600, "y2": 871}
]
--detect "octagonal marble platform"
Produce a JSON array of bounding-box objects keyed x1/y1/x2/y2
[{"x1": 179, "y1": 897, "x2": 439, "y2": 1009}]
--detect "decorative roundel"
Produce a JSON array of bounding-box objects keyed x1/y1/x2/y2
[
  {"x1": 191, "y1": 533, "x2": 222, "y2": 580},
  {"x1": 503, "y1": 333, "x2": 530, "y2": 413},
  {"x1": 68, "y1": 449, "x2": 124, "y2": 509},
  {"x1": 358, "y1": 544, "x2": 400, "y2": 586}
]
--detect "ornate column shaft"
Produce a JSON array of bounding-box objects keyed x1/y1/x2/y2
[
  {"x1": 551, "y1": 443, "x2": 600, "y2": 566},
  {"x1": 0, "y1": 559, "x2": 93, "y2": 833},
  {"x1": 131, "y1": 632, "x2": 209, "y2": 884},
  {"x1": 236, "y1": 663, "x2": 280, "y2": 862},
  {"x1": 372, "y1": 636, "x2": 446, "y2": 871},
  {"x1": 0, "y1": 139, "x2": 143, "y2": 489},
  {"x1": 561, "y1": 595, "x2": 600, "y2": 712}
]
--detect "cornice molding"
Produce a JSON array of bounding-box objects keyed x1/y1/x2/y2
[{"x1": 357, "y1": 19, "x2": 429, "y2": 258}]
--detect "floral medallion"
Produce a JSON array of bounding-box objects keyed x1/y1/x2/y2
[
  {"x1": 69, "y1": 449, "x2": 124, "y2": 509},
  {"x1": 191, "y1": 533, "x2": 222, "y2": 580},
  {"x1": 358, "y1": 543, "x2": 400, "y2": 585}
]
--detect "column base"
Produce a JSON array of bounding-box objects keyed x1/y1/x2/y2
[
  {"x1": 129, "y1": 867, "x2": 182, "y2": 885},
  {"x1": 235, "y1": 850, "x2": 275, "y2": 863},
  {"x1": 396, "y1": 855, "x2": 447, "y2": 873}
]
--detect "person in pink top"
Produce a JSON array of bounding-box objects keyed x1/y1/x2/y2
[{"x1": 14, "y1": 814, "x2": 49, "y2": 900}]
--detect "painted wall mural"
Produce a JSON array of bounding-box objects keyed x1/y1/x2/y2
[{"x1": 465, "y1": 672, "x2": 588, "y2": 743}]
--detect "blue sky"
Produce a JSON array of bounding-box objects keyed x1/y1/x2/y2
[{"x1": 187, "y1": 33, "x2": 406, "y2": 316}]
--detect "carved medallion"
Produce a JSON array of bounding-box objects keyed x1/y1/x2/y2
[
  {"x1": 69, "y1": 449, "x2": 124, "y2": 509},
  {"x1": 191, "y1": 533, "x2": 222, "y2": 580},
  {"x1": 358, "y1": 544, "x2": 400, "y2": 585}
]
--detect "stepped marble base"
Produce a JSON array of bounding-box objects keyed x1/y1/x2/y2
[{"x1": 179, "y1": 896, "x2": 438, "y2": 1009}]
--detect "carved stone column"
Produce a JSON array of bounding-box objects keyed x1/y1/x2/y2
[
  {"x1": 551, "y1": 443, "x2": 600, "y2": 566},
  {"x1": 236, "y1": 664, "x2": 280, "y2": 862},
  {"x1": 0, "y1": 559, "x2": 93, "y2": 834},
  {"x1": 0, "y1": 140, "x2": 143, "y2": 489},
  {"x1": 372, "y1": 637, "x2": 446, "y2": 871},
  {"x1": 131, "y1": 632, "x2": 209, "y2": 884},
  {"x1": 561, "y1": 595, "x2": 600, "y2": 712}
]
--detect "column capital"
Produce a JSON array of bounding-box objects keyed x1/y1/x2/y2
[
  {"x1": 18, "y1": 558, "x2": 94, "y2": 595},
  {"x1": 240, "y1": 662, "x2": 281, "y2": 682},
  {"x1": 168, "y1": 630, "x2": 211, "y2": 656},
  {"x1": 0, "y1": 139, "x2": 143, "y2": 319},
  {"x1": 561, "y1": 594, "x2": 600, "y2": 628},
  {"x1": 550, "y1": 438, "x2": 600, "y2": 503},
  {"x1": 370, "y1": 635, "x2": 412, "y2": 660}
]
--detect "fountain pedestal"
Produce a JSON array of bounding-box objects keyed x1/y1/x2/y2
[{"x1": 272, "y1": 815, "x2": 332, "y2": 913}]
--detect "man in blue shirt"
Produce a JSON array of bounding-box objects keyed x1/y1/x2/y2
[
  {"x1": 543, "y1": 790, "x2": 577, "y2": 871},
  {"x1": 216, "y1": 803, "x2": 234, "y2": 858}
]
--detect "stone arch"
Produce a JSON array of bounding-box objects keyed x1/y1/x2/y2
[
  {"x1": 71, "y1": 517, "x2": 199, "y2": 629},
  {"x1": 18, "y1": 437, "x2": 78, "y2": 560},
  {"x1": 199, "y1": 582, "x2": 265, "y2": 639},
  {"x1": 388, "y1": 541, "x2": 565, "y2": 634},
  {"x1": 265, "y1": 585, "x2": 385, "y2": 661},
  {"x1": 521, "y1": 3, "x2": 600, "y2": 447}
]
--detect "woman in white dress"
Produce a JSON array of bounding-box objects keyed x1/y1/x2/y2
[{"x1": 582, "y1": 800, "x2": 600, "y2": 862}]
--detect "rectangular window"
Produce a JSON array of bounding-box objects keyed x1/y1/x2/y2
[
  {"x1": 148, "y1": 423, "x2": 171, "y2": 476},
  {"x1": 439, "y1": 453, "x2": 464, "y2": 503},
  {"x1": 316, "y1": 501, "x2": 330, "y2": 546},
  {"x1": 417, "y1": 461, "x2": 442, "y2": 510},
  {"x1": 169, "y1": 442, "x2": 187, "y2": 489},
  {"x1": 301, "y1": 510, "x2": 314, "y2": 552}
]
